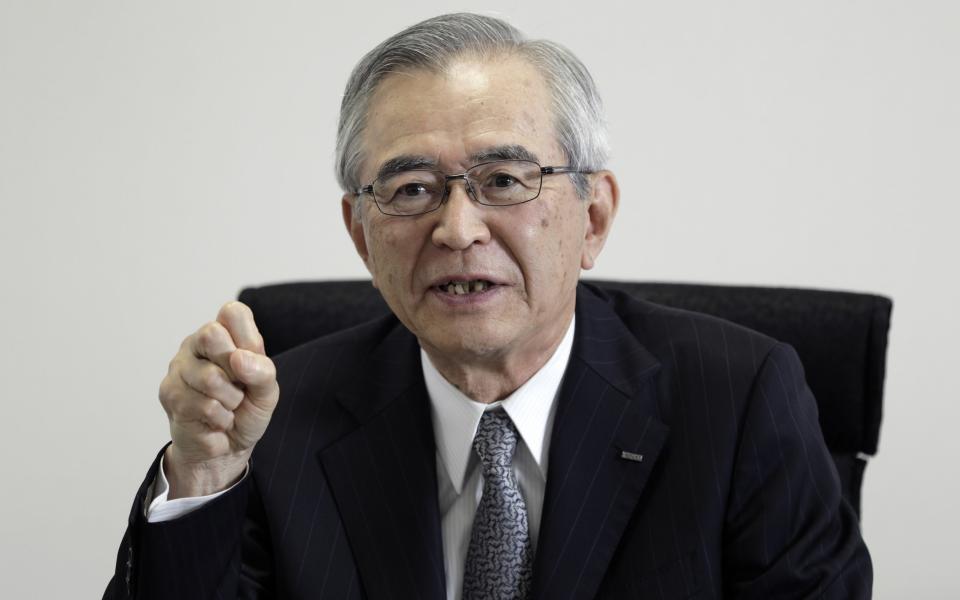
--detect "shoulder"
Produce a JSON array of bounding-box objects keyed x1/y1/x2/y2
[{"x1": 580, "y1": 282, "x2": 781, "y2": 377}]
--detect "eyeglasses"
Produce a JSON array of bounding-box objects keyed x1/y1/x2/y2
[{"x1": 356, "y1": 159, "x2": 591, "y2": 216}]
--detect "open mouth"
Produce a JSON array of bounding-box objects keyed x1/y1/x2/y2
[{"x1": 436, "y1": 280, "x2": 495, "y2": 295}]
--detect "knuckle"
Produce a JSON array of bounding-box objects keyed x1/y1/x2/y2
[
  {"x1": 195, "y1": 434, "x2": 219, "y2": 456},
  {"x1": 168, "y1": 349, "x2": 190, "y2": 374},
  {"x1": 200, "y1": 399, "x2": 221, "y2": 420},
  {"x1": 199, "y1": 365, "x2": 223, "y2": 394},
  {"x1": 218, "y1": 301, "x2": 251, "y2": 323},
  {"x1": 167, "y1": 398, "x2": 188, "y2": 422},
  {"x1": 196, "y1": 322, "x2": 221, "y2": 347},
  {"x1": 158, "y1": 379, "x2": 176, "y2": 414},
  {"x1": 223, "y1": 384, "x2": 244, "y2": 407},
  {"x1": 260, "y1": 357, "x2": 277, "y2": 380},
  {"x1": 158, "y1": 376, "x2": 173, "y2": 401}
]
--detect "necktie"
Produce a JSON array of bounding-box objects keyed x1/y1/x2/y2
[{"x1": 462, "y1": 410, "x2": 533, "y2": 600}]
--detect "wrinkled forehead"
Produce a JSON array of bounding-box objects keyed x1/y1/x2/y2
[{"x1": 358, "y1": 54, "x2": 562, "y2": 180}]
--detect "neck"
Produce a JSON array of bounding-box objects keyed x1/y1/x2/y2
[{"x1": 421, "y1": 311, "x2": 574, "y2": 404}]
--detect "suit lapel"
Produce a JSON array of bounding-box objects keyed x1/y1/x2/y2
[
  {"x1": 315, "y1": 285, "x2": 668, "y2": 600},
  {"x1": 318, "y1": 325, "x2": 446, "y2": 600},
  {"x1": 531, "y1": 285, "x2": 670, "y2": 600}
]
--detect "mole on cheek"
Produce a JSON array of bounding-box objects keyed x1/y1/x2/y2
[{"x1": 540, "y1": 218, "x2": 549, "y2": 228}]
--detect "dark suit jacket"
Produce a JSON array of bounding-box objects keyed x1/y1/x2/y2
[{"x1": 105, "y1": 283, "x2": 871, "y2": 599}]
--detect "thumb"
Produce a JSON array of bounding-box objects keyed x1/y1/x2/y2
[{"x1": 230, "y1": 348, "x2": 279, "y2": 408}]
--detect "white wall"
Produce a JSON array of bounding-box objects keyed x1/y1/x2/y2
[{"x1": 1, "y1": 1, "x2": 957, "y2": 597}]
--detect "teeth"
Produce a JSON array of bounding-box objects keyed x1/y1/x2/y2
[{"x1": 442, "y1": 280, "x2": 490, "y2": 295}]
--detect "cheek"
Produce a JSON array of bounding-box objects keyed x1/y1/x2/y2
[
  {"x1": 516, "y1": 204, "x2": 582, "y2": 279},
  {"x1": 549, "y1": 206, "x2": 588, "y2": 287},
  {"x1": 547, "y1": 205, "x2": 581, "y2": 255},
  {"x1": 366, "y1": 223, "x2": 418, "y2": 286}
]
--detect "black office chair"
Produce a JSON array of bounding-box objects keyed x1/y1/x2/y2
[{"x1": 238, "y1": 279, "x2": 892, "y2": 519}]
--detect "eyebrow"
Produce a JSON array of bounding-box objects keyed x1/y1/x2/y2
[
  {"x1": 373, "y1": 145, "x2": 541, "y2": 182},
  {"x1": 375, "y1": 155, "x2": 438, "y2": 181},
  {"x1": 468, "y1": 144, "x2": 539, "y2": 164}
]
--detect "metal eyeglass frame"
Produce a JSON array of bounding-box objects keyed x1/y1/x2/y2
[{"x1": 355, "y1": 159, "x2": 592, "y2": 216}]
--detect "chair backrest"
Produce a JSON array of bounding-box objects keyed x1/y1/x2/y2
[{"x1": 238, "y1": 279, "x2": 892, "y2": 518}]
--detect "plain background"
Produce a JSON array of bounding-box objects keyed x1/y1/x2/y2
[{"x1": 1, "y1": 1, "x2": 957, "y2": 597}]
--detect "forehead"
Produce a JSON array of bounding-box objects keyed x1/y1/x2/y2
[{"x1": 359, "y1": 54, "x2": 561, "y2": 178}]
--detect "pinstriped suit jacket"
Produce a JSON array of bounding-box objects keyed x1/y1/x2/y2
[{"x1": 105, "y1": 283, "x2": 871, "y2": 599}]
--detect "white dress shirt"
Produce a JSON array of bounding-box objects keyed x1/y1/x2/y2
[
  {"x1": 147, "y1": 317, "x2": 575, "y2": 600},
  {"x1": 425, "y1": 316, "x2": 573, "y2": 600}
]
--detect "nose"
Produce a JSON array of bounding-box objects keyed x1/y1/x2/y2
[{"x1": 430, "y1": 179, "x2": 491, "y2": 250}]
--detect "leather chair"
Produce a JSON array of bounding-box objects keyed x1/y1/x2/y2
[{"x1": 238, "y1": 279, "x2": 892, "y2": 519}]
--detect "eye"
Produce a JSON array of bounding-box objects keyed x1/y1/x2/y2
[
  {"x1": 398, "y1": 183, "x2": 429, "y2": 197},
  {"x1": 492, "y1": 173, "x2": 518, "y2": 188}
]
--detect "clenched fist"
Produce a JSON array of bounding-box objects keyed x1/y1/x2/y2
[{"x1": 159, "y1": 301, "x2": 279, "y2": 499}]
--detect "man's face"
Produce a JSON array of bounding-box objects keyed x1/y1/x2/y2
[{"x1": 342, "y1": 54, "x2": 616, "y2": 367}]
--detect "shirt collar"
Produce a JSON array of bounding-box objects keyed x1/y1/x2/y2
[{"x1": 422, "y1": 315, "x2": 575, "y2": 495}]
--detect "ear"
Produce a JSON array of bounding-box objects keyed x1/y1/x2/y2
[
  {"x1": 342, "y1": 194, "x2": 374, "y2": 278},
  {"x1": 580, "y1": 170, "x2": 620, "y2": 270}
]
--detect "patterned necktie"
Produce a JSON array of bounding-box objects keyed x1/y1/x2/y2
[{"x1": 462, "y1": 410, "x2": 533, "y2": 600}]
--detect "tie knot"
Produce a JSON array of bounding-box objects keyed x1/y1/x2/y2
[{"x1": 473, "y1": 410, "x2": 518, "y2": 472}]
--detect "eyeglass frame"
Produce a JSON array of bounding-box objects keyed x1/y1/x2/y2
[{"x1": 354, "y1": 159, "x2": 593, "y2": 217}]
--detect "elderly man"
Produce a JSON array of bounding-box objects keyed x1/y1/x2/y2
[{"x1": 105, "y1": 13, "x2": 871, "y2": 600}]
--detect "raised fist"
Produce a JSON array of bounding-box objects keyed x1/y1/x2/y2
[{"x1": 158, "y1": 301, "x2": 279, "y2": 498}]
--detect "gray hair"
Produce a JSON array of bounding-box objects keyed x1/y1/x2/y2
[{"x1": 335, "y1": 13, "x2": 609, "y2": 199}]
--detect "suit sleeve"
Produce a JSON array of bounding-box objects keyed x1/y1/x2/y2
[
  {"x1": 103, "y1": 445, "x2": 275, "y2": 600},
  {"x1": 722, "y1": 343, "x2": 873, "y2": 599}
]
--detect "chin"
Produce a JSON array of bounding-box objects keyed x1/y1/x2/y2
[{"x1": 420, "y1": 325, "x2": 511, "y2": 360}]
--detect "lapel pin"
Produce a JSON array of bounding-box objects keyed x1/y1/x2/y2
[{"x1": 619, "y1": 450, "x2": 644, "y2": 463}]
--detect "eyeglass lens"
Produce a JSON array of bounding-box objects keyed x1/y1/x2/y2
[{"x1": 372, "y1": 160, "x2": 543, "y2": 216}]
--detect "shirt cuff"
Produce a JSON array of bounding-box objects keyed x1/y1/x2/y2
[{"x1": 145, "y1": 454, "x2": 249, "y2": 523}]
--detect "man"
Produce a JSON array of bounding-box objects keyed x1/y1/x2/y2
[{"x1": 105, "y1": 13, "x2": 871, "y2": 599}]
